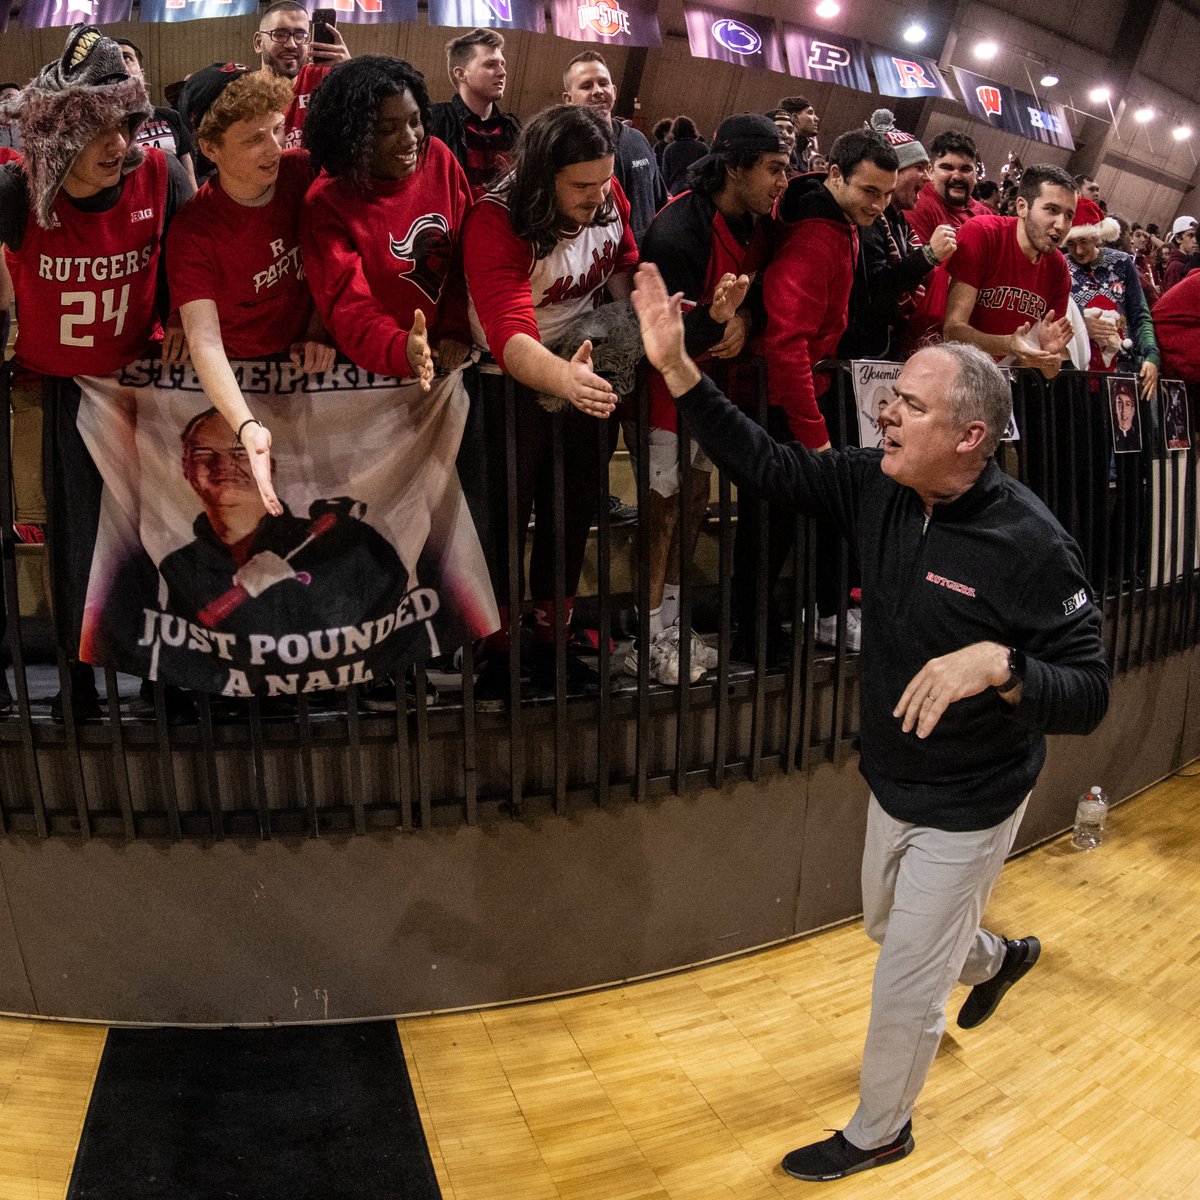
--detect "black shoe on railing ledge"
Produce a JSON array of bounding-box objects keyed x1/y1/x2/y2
[{"x1": 50, "y1": 663, "x2": 102, "y2": 724}]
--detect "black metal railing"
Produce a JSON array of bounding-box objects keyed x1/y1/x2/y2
[{"x1": 0, "y1": 360, "x2": 1196, "y2": 840}]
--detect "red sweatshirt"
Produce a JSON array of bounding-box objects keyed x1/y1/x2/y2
[
  {"x1": 300, "y1": 137, "x2": 473, "y2": 379},
  {"x1": 462, "y1": 178, "x2": 638, "y2": 370},
  {"x1": 1153, "y1": 270, "x2": 1200, "y2": 381},
  {"x1": 760, "y1": 173, "x2": 858, "y2": 449},
  {"x1": 285, "y1": 64, "x2": 329, "y2": 150}
]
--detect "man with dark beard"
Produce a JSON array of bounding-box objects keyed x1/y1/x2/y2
[{"x1": 907, "y1": 129, "x2": 990, "y2": 247}]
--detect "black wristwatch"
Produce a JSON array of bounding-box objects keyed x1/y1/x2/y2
[{"x1": 998, "y1": 646, "x2": 1026, "y2": 693}]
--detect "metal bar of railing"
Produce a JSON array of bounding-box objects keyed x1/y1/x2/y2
[
  {"x1": 294, "y1": 694, "x2": 319, "y2": 838},
  {"x1": 246, "y1": 696, "x2": 271, "y2": 839},
  {"x1": 1149, "y1": 408, "x2": 1169, "y2": 664},
  {"x1": 0, "y1": 363, "x2": 48, "y2": 836},
  {"x1": 782, "y1": 507, "x2": 804, "y2": 776},
  {"x1": 632, "y1": 379, "x2": 651, "y2": 803},
  {"x1": 593, "y1": 418, "x2": 612, "y2": 809},
  {"x1": 195, "y1": 691, "x2": 223, "y2": 841},
  {"x1": 413, "y1": 661, "x2": 432, "y2": 830},
  {"x1": 551, "y1": 413, "x2": 568, "y2": 815},
  {"x1": 503, "y1": 377, "x2": 524, "y2": 815},
  {"x1": 827, "y1": 368, "x2": 850, "y2": 765},
  {"x1": 748, "y1": 361, "x2": 769, "y2": 782},
  {"x1": 673, "y1": 408, "x2": 693, "y2": 796},
  {"x1": 712, "y1": 451, "x2": 733, "y2": 789},
  {"x1": 460, "y1": 641, "x2": 479, "y2": 824},
  {"x1": 101, "y1": 667, "x2": 134, "y2": 839},
  {"x1": 344, "y1": 682, "x2": 366, "y2": 835},
  {"x1": 151, "y1": 681, "x2": 181, "y2": 841},
  {"x1": 393, "y1": 682, "x2": 413, "y2": 832},
  {"x1": 796, "y1": 516, "x2": 818, "y2": 774},
  {"x1": 1164, "y1": 447, "x2": 1182, "y2": 656}
]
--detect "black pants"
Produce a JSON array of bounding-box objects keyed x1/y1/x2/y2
[{"x1": 479, "y1": 376, "x2": 612, "y2": 609}]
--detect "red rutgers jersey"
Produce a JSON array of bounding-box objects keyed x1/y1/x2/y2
[{"x1": 7, "y1": 148, "x2": 168, "y2": 377}]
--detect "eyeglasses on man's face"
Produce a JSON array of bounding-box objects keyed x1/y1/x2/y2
[{"x1": 258, "y1": 28, "x2": 310, "y2": 44}]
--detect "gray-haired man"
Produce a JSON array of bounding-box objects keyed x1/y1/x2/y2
[{"x1": 630, "y1": 261, "x2": 1109, "y2": 1182}]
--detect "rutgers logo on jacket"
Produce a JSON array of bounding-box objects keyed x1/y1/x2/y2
[{"x1": 389, "y1": 213, "x2": 452, "y2": 303}]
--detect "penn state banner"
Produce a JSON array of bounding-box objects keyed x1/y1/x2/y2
[
  {"x1": 869, "y1": 45, "x2": 955, "y2": 101},
  {"x1": 21, "y1": 0, "x2": 131, "y2": 28},
  {"x1": 428, "y1": 0, "x2": 545, "y2": 32},
  {"x1": 550, "y1": 0, "x2": 661, "y2": 47},
  {"x1": 682, "y1": 2, "x2": 784, "y2": 73},
  {"x1": 137, "y1": 0, "x2": 255, "y2": 23},
  {"x1": 781, "y1": 21, "x2": 871, "y2": 94},
  {"x1": 951, "y1": 67, "x2": 1075, "y2": 149},
  {"x1": 76, "y1": 361, "x2": 498, "y2": 698}
]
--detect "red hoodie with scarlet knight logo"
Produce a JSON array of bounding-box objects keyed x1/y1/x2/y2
[
  {"x1": 462, "y1": 176, "x2": 638, "y2": 370},
  {"x1": 758, "y1": 171, "x2": 859, "y2": 449},
  {"x1": 299, "y1": 136, "x2": 473, "y2": 379}
]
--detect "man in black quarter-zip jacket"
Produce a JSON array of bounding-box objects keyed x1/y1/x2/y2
[{"x1": 630, "y1": 261, "x2": 1109, "y2": 1185}]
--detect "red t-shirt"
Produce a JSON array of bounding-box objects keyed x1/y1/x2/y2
[
  {"x1": 300, "y1": 137, "x2": 473, "y2": 379},
  {"x1": 907, "y1": 181, "x2": 991, "y2": 246},
  {"x1": 285, "y1": 64, "x2": 330, "y2": 150},
  {"x1": 462, "y1": 178, "x2": 638, "y2": 371},
  {"x1": 6, "y1": 148, "x2": 168, "y2": 377},
  {"x1": 946, "y1": 214, "x2": 1071, "y2": 346},
  {"x1": 167, "y1": 149, "x2": 314, "y2": 359}
]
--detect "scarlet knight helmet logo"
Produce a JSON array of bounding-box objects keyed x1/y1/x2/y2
[
  {"x1": 389, "y1": 213, "x2": 452, "y2": 303},
  {"x1": 976, "y1": 85, "x2": 1003, "y2": 116}
]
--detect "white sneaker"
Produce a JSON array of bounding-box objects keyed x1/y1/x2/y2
[
  {"x1": 650, "y1": 625, "x2": 709, "y2": 685},
  {"x1": 816, "y1": 609, "x2": 862, "y2": 652}
]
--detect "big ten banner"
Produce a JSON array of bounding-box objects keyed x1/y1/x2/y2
[
  {"x1": 869, "y1": 46, "x2": 955, "y2": 101},
  {"x1": 21, "y1": 0, "x2": 130, "y2": 28},
  {"x1": 951, "y1": 67, "x2": 1074, "y2": 150},
  {"x1": 851, "y1": 360, "x2": 902, "y2": 449},
  {"x1": 428, "y1": 0, "x2": 545, "y2": 32},
  {"x1": 138, "y1": 0, "x2": 254, "y2": 23},
  {"x1": 682, "y1": 2, "x2": 784, "y2": 73},
  {"x1": 781, "y1": 21, "x2": 871, "y2": 93},
  {"x1": 551, "y1": 0, "x2": 661, "y2": 46},
  {"x1": 77, "y1": 360, "x2": 498, "y2": 699}
]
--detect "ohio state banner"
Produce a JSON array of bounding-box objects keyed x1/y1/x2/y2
[
  {"x1": 21, "y1": 0, "x2": 131, "y2": 28},
  {"x1": 682, "y1": 3, "x2": 784, "y2": 73},
  {"x1": 137, "y1": 0, "x2": 254, "y2": 22},
  {"x1": 781, "y1": 21, "x2": 870, "y2": 93},
  {"x1": 76, "y1": 361, "x2": 498, "y2": 698},
  {"x1": 551, "y1": 0, "x2": 661, "y2": 47},
  {"x1": 869, "y1": 45, "x2": 955, "y2": 101},
  {"x1": 428, "y1": 0, "x2": 545, "y2": 32}
]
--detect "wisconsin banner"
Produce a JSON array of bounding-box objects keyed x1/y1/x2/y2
[
  {"x1": 869, "y1": 46, "x2": 955, "y2": 101},
  {"x1": 682, "y1": 3, "x2": 784, "y2": 73},
  {"x1": 951, "y1": 67, "x2": 1075, "y2": 149},
  {"x1": 428, "y1": 0, "x2": 545, "y2": 32},
  {"x1": 21, "y1": 0, "x2": 131, "y2": 28},
  {"x1": 550, "y1": 0, "x2": 661, "y2": 46},
  {"x1": 137, "y1": 0, "x2": 255, "y2": 22},
  {"x1": 781, "y1": 21, "x2": 871, "y2": 93},
  {"x1": 76, "y1": 361, "x2": 498, "y2": 698}
]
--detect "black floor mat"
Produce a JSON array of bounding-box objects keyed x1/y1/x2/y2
[{"x1": 66, "y1": 1021, "x2": 442, "y2": 1200}]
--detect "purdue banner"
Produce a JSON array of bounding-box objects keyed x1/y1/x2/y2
[
  {"x1": 76, "y1": 361, "x2": 498, "y2": 698},
  {"x1": 781, "y1": 21, "x2": 871, "y2": 93}
]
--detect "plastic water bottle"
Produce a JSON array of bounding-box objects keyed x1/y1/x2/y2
[{"x1": 1071, "y1": 786, "x2": 1109, "y2": 849}]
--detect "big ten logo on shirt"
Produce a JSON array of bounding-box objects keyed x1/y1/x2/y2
[
  {"x1": 537, "y1": 237, "x2": 619, "y2": 308},
  {"x1": 975, "y1": 285, "x2": 1047, "y2": 320},
  {"x1": 254, "y1": 237, "x2": 305, "y2": 294},
  {"x1": 38, "y1": 243, "x2": 157, "y2": 346}
]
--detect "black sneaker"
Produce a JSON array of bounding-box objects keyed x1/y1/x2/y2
[
  {"x1": 607, "y1": 494, "x2": 638, "y2": 525},
  {"x1": 131, "y1": 680, "x2": 199, "y2": 725},
  {"x1": 473, "y1": 652, "x2": 513, "y2": 712},
  {"x1": 781, "y1": 1123, "x2": 914, "y2": 1182},
  {"x1": 528, "y1": 642, "x2": 600, "y2": 695},
  {"x1": 957, "y1": 936, "x2": 1041, "y2": 1029}
]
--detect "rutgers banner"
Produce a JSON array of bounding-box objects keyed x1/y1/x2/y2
[
  {"x1": 21, "y1": 0, "x2": 131, "y2": 27},
  {"x1": 428, "y1": 0, "x2": 545, "y2": 31},
  {"x1": 781, "y1": 21, "x2": 871, "y2": 93},
  {"x1": 869, "y1": 45, "x2": 955, "y2": 101},
  {"x1": 682, "y1": 2, "x2": 784, "y2": 73},
  {"x1": 76, "y1": 361, "x2": 498, "y2": 698},
  {"x1": 551, "y1": 0, "x2": 661, "y2": 46}
]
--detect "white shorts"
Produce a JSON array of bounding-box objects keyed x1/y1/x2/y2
[{"x1": 647, "y1": 427, "x2": 713, "y2": 498}]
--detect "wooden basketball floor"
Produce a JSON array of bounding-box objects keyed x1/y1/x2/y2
[{"x1": 4, "y1": 768, "x2": 1200, "y2": 1199}]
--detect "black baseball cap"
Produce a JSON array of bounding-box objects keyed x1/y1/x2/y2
[
  {"x1": 178, "y1": 62, "x2": 250, "y2": 135},
  {"x1": 690, "y1": 112, "x2": 786, "y2": 174}
]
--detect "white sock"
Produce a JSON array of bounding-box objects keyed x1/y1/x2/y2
[
  {"x1": 661, "y1": 584, "x2": 680, "y2": 629},
  {"x1": 648, "y1": 606, "x2": 664, "y2": 637}
]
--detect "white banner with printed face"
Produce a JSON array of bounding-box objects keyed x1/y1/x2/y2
[{"x1": 76, "y1": 359, "x2": 498, "y2": 697}]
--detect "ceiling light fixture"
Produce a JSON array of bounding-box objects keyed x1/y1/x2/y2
[
  {"x1": 1088, "y1": 86, "x2": 1111, "y2": 103},
  {"x1": 1173, "y1": 125, "x2": 1192, "y2": 141},
  {"x1": 973, "y1": 40, "x2": 998, "y2": 60},
  {"x1": 815, "y1": 0, "x2": 840, "y2": 17},
  {"x1": 902, "y1": 21, "x2": 927, "y2": 44},
  {"x1": 1133, "y1": 106, "x2": 1155, "y2": 123},
  {"x1": 1039, "y1": 74, "x2": 1059, "y2": 87}
]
